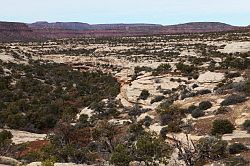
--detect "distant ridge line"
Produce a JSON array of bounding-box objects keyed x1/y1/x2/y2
[{"x1": 0, "y1": 21, "x2": 248, "y2": 42}]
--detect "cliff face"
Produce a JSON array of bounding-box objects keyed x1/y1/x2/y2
[
  {"x1": 162, "y1": 22, "x2": 236, "y2": 33},
  {"x1": 29, "y1": 22, "x2": 92, "y2": 30},
  {"x1": 0, "y1": 22, "x2": 41, "y2": 42}
]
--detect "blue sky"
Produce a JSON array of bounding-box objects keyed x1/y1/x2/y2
[{"x1": 1, "y1": 0, "x2": 250, "y2": 26}]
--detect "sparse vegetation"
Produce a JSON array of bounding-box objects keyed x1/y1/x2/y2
[{"x1": 211, "y1": 119, "x2": 235, "y2": 135}]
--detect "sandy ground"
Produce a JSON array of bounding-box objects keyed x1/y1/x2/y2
[
  {"x1": 197, "y1": 71, "x2": 224, "y2": 83},
  {"x1": 220, "y1": 41, "x2": 250, "y2": 53}
]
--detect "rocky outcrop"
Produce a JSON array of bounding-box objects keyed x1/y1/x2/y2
[
  {"x1": 0, "y1": 156, "x2": 22, "y2": 166},
  {"x1": 0, "y1": 22, "x2": 41, "y2": 42}
]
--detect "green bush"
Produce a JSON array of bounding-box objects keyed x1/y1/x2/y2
[
  {"x1": 221, "y1": 94, "x2": 246, "y2": 106},
  {"x1": 211, "y1": 119, "x2": 235, "y2": 135},
  {"x1": 186, "y1": 104, "x2": 197, "y2": 114},
  {"x1": 160, "y1": 127, "x2": 168, "y2": 139},
  {"x1": 242, "y1": 119, "x2": 250, "y2": 131},
  {"x1": 152, "y1": 63, "x2": 172, "y2": 75},
  {"x1": 228, "y1": 143, "x2": 248, "y2": 154},
  {"x1": 110, "y1": 144, "x2": 132, "y2": 166},
  {"x1": 134, "y1": 132, "x2": 172, "y2": 165},
  {"x1": 198, "y1": 101, "x2": 212, "y2": 110},
  {"x1": 191, "y1": 109, "x2": 205, "y2": 118},
  {"x1": 167, "y1": 122, "x2": 181, "y2": 133},
  {"x1": 139, "y1": 89, "x2": 150, "y2": 100},
  {"x1": 0, "y1": 130, "x2": 13, "y2": 144},
  {"x1": 196, "y1": 137, "x2": 228, "y2": 160},
  {"x1": 150, "y1": 95, "x2": 165, "y2": 104},
  {"x1": 215, "y1": 107, "x2": 230, "y2": 115}
]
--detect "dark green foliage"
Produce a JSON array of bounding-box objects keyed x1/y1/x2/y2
[
  {"x1": 0, "y1": 130, "x2": 13, "y2": 156},
  {"x1": 134, "y1": 66, "x2": 153, "y2": 74},
  {"x1": 0, "y1": 130, "x2": 13, "y2": 144},
  {"x1": 0, "y1": 61, "x2": 120, "y2": 132},
  {"x1": 139, "y1": 89, "x2": 150, "y2": 100},
  {"x1": 228, "y1": 143, "x2": 248, "y2": 154},
  {"x1": 242, "y1": 120, "x2": 250, "y2": 132},
  {"x1": 158, "y1": 105, "x2": 185, "y2": 126},
  {"x1": 110, "y1": 144, "x2": 132, "y2": 166},
  {"x1": 76, "y1": 114, "x2": 90, "y2": 128},
  {"x1": 176, "y1": 62, "x2": 197, "y2": 74},
  {"x1": 142, "y1": 116, "x2": 153, "y2": 127},
  {"x1": 152, "y1": 63, "x2": 172, "y2": 75},
  {"x1": 198, "y1": 101, "x2": 212, "y2": 110},
  {"x1": 221, "y1": 94, "x2": 247, "y2": 106},
  {"x1": 191, "y1": 109, "x2": 205, "y2": 118},
  {"x1": 196, "y1": 137, "x2": 228, "y2": 160},
  {"x1": 221, "y1": 56, "x2": 250, "y2": 70},
  {"x1": 167, "y1": 122, "x2": 181, "y2": 133},
  {"x1": 186, "y1": 104, "x2": 197, "y2": 114},
  {"x1": 150, "y1": 95, "x2": 165, "y2": 104},
  {"x1": 215, "y1": 107, "x2": 231, "y2": 115},
  {"x1": 244, "y1": 79, "x2": 250, "y2": 94},
  {"x1": 225, "y1": 72, "x2": 241, "y2": 79},
  {"x1": 133, "y1": 132, "x2": 172, "y2": 165},
  {"x1": 211, "y1": 119, "x2": 235, "y2": 135},
  {"x1": 160, "y1": 127, "x2": 168, "y2": 139}
]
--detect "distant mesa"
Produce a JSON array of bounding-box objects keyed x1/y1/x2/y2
[
  {"x1": 0, "y1": 21, "x2": 40, "y2": 42},
  {"x1": 0, "y1": 21, "x2": 247, "y2": 42}
]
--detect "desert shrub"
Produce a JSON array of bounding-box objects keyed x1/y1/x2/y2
[
  {"x1": 225, "y1": 156, "x2": 249, "y2": 166},
  {"x1": 225, "y1": 72, "x2": 241, "y2": 78},
  {"x1": 76, "y1": 114, "x2": 90, "y2": 128},
  {"x1": 192, "y1": 73, "x2": 199, "y2": 79},
  {"x1": 228, "y1": 143, "x2": 248, "y2": 154},
  {"x1": 110, "y1": 144, "x2": 132, "y2": 166},
  {"x1": 21, "y1": 151, "x2": 42, "y2": 163},
  {"x1": 221, "y1": 94, "x2": 247, "y2": 106},
  {"x1": 142, "y1": 116, "x2": 153, "y2": 127},
  {"x1": 191, "y1": 109, "x2": 205, "y2": 118},
  {"x1": 134, "y1": 66, "x2": 153, "y2": 74},
  {"x1": 139, "y1": 89, "x2": 150, "y2": 100},
  {"x1": 242, "y1": 119, "x2": 250, "y2": 132},
  {"x1": 160, "y1": 127, "x2": 168, "y2": 139},
  {"x1": 186, "y1": 104, "x2": 197, "y2": 114},
  {"x1": 134, "y1": 132, "x2": 172, "y2": 165},
  {"x1": 244, "y1": 79, "x2": 250, "y2": 94},
  {"x1": 160, "y1": 113, "x2": 173, "y2": 126},
  {"x1": 176, "y1": 62, "x2": 197, "y2": 74},
  {"x1": 0, "y1": 61, "x2": 120, "y2": 132},
  {"x1": 129, "y1": 123, "x2": 144, "y2": 135},
  {"x1": 150, "y1": 95, "x2": 165, "y2": 104},
  {"x1": 158, "y1": 105, "x2": 185, "y2": 126},
  {"x1": 211, "y1": 119, "x2": 235, "y2": 135},
  {"x1": 0, "y1": 130, "x2": 13, "y2": 144},
  {"x1": 180, "y1": 91, "x2": 196, "y2": 100},
  {"x1": 192, "y1": 84, "x2": 199, "y2": 89},
  {"x1": 152, "y1": 63, "x2": 172, "y2": 75},
  {"x1": 198, "y1": 101, "x2": 212, "y2": 110},
  {"x1": 196, "y1": 137, "x2": 228, "y2": 160},
  {"x1": 214, "y1": 107, "x2": 231, "y2": 115},
  {"x1": 167, "y1": 122, "x2": 181, "y2": 133},
  {"x1": 42, "y1": 158, "x2": 56, "y2": 166},
  {"x1": 196, "y1": 89, "x2": 211, "y2": 95},
  {"x1": 127, "y1": 104, "x2": 149, "y2": 118}
]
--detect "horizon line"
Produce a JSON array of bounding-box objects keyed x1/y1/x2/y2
[{"x1": 1, "y1": 20, "x2": 249, "y2": 27}]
